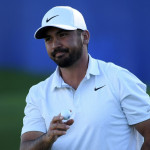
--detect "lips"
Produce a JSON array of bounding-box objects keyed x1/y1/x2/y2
[
  {"x1": 55, "y1": 51, "x2": 66, "y2": 57},
  {"x1": 52, "y1": 48, "x2": 69, "y2": 57}
]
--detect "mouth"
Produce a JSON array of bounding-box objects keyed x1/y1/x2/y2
[
  {"x1": 55, "y1": 51, "x2": 66, "y2": 58},
  {"x1": 52, "y1": 48, "x2": 69, "y2": 58}
]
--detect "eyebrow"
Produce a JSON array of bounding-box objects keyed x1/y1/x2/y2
[
  {"x1": 44, "y1": 29, "x2": 73, "y2": 38},
  {"x1": 56, "y1": 29, "x2": 72, "y2": 34}
]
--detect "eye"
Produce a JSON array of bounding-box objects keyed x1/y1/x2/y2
[
  {"x1": 44, "y1": 36, "x2": 52, "y2": 42},
  {"x1": 59, "y1": 32, "x2": 68, "y2": 37}
]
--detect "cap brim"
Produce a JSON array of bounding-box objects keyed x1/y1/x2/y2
[{"x1": 34, "y1": 25, "x2": 77, "y2": 39}]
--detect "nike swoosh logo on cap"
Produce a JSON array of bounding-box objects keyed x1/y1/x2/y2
[{"x1": 46, "y1": 15, "x2": 59, "y2": 23}]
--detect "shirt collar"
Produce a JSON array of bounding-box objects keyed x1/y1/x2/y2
[
  {"x1": 51, "y1": 67, "x2": 64, "y2": 91},
  {"x1": 51, "y1": 54, "x2": 101, "y2": 91},
  {"x1": 85, "y1": 54, "x2": 100, "y2": 79}
]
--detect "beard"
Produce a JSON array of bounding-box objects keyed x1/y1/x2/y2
[{"x1": 51, "y1": 41, "x2": 83, "y2": 68}]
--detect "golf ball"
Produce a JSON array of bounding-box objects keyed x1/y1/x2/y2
[{"x1": 61, "y1": 110, "x2": 71, "y2": 120}]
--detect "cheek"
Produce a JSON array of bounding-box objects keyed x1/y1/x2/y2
[
  {"x1": 67, "y1": 38, "x2": 79, "y2": 48},
  {"x1": 45, "y1": 44, "x2": 52, "y2": 57},
  {"x1": 73, "y1": 36, "x2": 83, "y2": 46}
]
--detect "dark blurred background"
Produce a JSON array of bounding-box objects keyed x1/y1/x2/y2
[{"x1": 0, "y1": 0, "x2": 150, "y2": 149}]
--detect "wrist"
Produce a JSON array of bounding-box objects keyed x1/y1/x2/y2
[{"x1": 43, "y1": 133, "x2": 55, "y2": 148}]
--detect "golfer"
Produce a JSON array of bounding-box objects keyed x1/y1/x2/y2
[{"x1": 20, "y1": 6, "x2": 150, "y2": 150}]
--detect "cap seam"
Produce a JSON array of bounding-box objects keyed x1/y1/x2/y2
[{"x1": 69, "y1": 7, "x2": 75, "y2": 28}]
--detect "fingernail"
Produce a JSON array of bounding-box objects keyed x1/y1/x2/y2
[
  {"x1": 66, "y1": 125, "x2": 70, "y2": 129},
  {"x1": 63, "y1": 131, "x2": 66, "y2": 134}
]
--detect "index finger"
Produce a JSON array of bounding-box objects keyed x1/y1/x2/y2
[{"x1": 52, "y1": 114, "x2": 63, "y2": 123}]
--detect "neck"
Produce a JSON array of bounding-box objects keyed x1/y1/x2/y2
[{"x1": 59, "y1": 53, "x2": 89, "y2": 90}]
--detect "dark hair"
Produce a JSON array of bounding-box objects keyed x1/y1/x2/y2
[
  {"x1": 77, "y1": 29, "x2": 88, "y2": 49},
  {"x1": 77, "y1": 29, "x2": 83, "y2": 35}
]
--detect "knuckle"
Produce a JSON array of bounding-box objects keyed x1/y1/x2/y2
[
  {"x1": 50, "y1": 123, "x2": 54, "y2": 130},
  {"x1": 56, "y1": 122, "x2": 59, "y2": 128},
  {"x1": 53, "y1": 130, "x2": 56, "y2": 135},
  {"x1": 51, "y1": 130, "x2": 55, "y2": 136}
]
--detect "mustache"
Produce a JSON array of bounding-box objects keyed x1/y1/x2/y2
[{"x1": 52, "y1": 48, "x2": 69, "y2": 57}]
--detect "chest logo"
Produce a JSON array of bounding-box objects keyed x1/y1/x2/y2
[{"x1": 94, "y1": 85, "x2": 106, "y2": 91}]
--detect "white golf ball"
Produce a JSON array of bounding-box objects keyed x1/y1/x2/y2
[{"x1": 61, "y1": 110, "x2": 71, "y2": 120}]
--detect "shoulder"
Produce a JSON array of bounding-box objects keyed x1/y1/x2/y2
[
  {"x1": 26, "y1": 72, "x2": 55, "y2": 103},
  {"x1": 96, "y1": 59, "x2": 142, "y2": 83},
  {"x1": 95, "y1": 58, "x2": 147, "y2": 96},
  {"x1": 96, "y1": 59, "x2": 123, "y2": 78},
  {"x1": 29, "y1": 74, "x2": 52, "y2": 92},
  {"x1": 89, "y1": 55, "x2": 122, "y2": 77}
]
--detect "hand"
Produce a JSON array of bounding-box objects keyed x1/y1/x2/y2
[{"x1": 45, "y1": 114, "x2": 74, "y2": 144}]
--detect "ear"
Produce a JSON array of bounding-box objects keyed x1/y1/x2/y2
[{"x1": 82, "y1": 30, "x2": 90, "y2": 45}]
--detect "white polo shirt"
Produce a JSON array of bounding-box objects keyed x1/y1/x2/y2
[{"x1": 21, "y1": 55, "x2": 150, "y2": 150}]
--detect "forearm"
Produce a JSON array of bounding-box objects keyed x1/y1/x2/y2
[
  {"x1": 20, "y1": 133, "x2": 53, "y2": 150},
  {"x1": 141, "y1": 141, "x2": 150, "y2": 150},
  {"x1": 134, "y1": 119, "x2": 150, "y2": 150}
]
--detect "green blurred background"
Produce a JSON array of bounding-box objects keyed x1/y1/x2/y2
[
  {"x1": 0, "y1": 70, "x2": 50, "y2": 150},
  {"x1": 0, "y1": 69, "x2": 149, "y2": 150}
]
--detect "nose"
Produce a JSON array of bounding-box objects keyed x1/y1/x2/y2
[{"x1": 52, "y1": 37, "x2": 61, "y2": 49}]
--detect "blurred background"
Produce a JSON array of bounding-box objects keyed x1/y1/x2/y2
[{"x1": 0, "y1": 0, "x2": 150, "y2": 149}]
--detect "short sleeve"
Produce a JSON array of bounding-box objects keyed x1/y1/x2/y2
[
  {"x1": 21, "y1": 86, "x2": 47, "y2": 135},
  {"x1": 118, "y1": 69, "x2": 150, "y2": 125}
]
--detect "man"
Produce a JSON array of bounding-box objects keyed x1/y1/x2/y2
[{"x1": 20, "y1": 6, "x2": 150, "y2": 150}]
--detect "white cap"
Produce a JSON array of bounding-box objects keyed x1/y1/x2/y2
[{"x1": 34, "y1": 6, "x2": 87, "y2": 39}]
